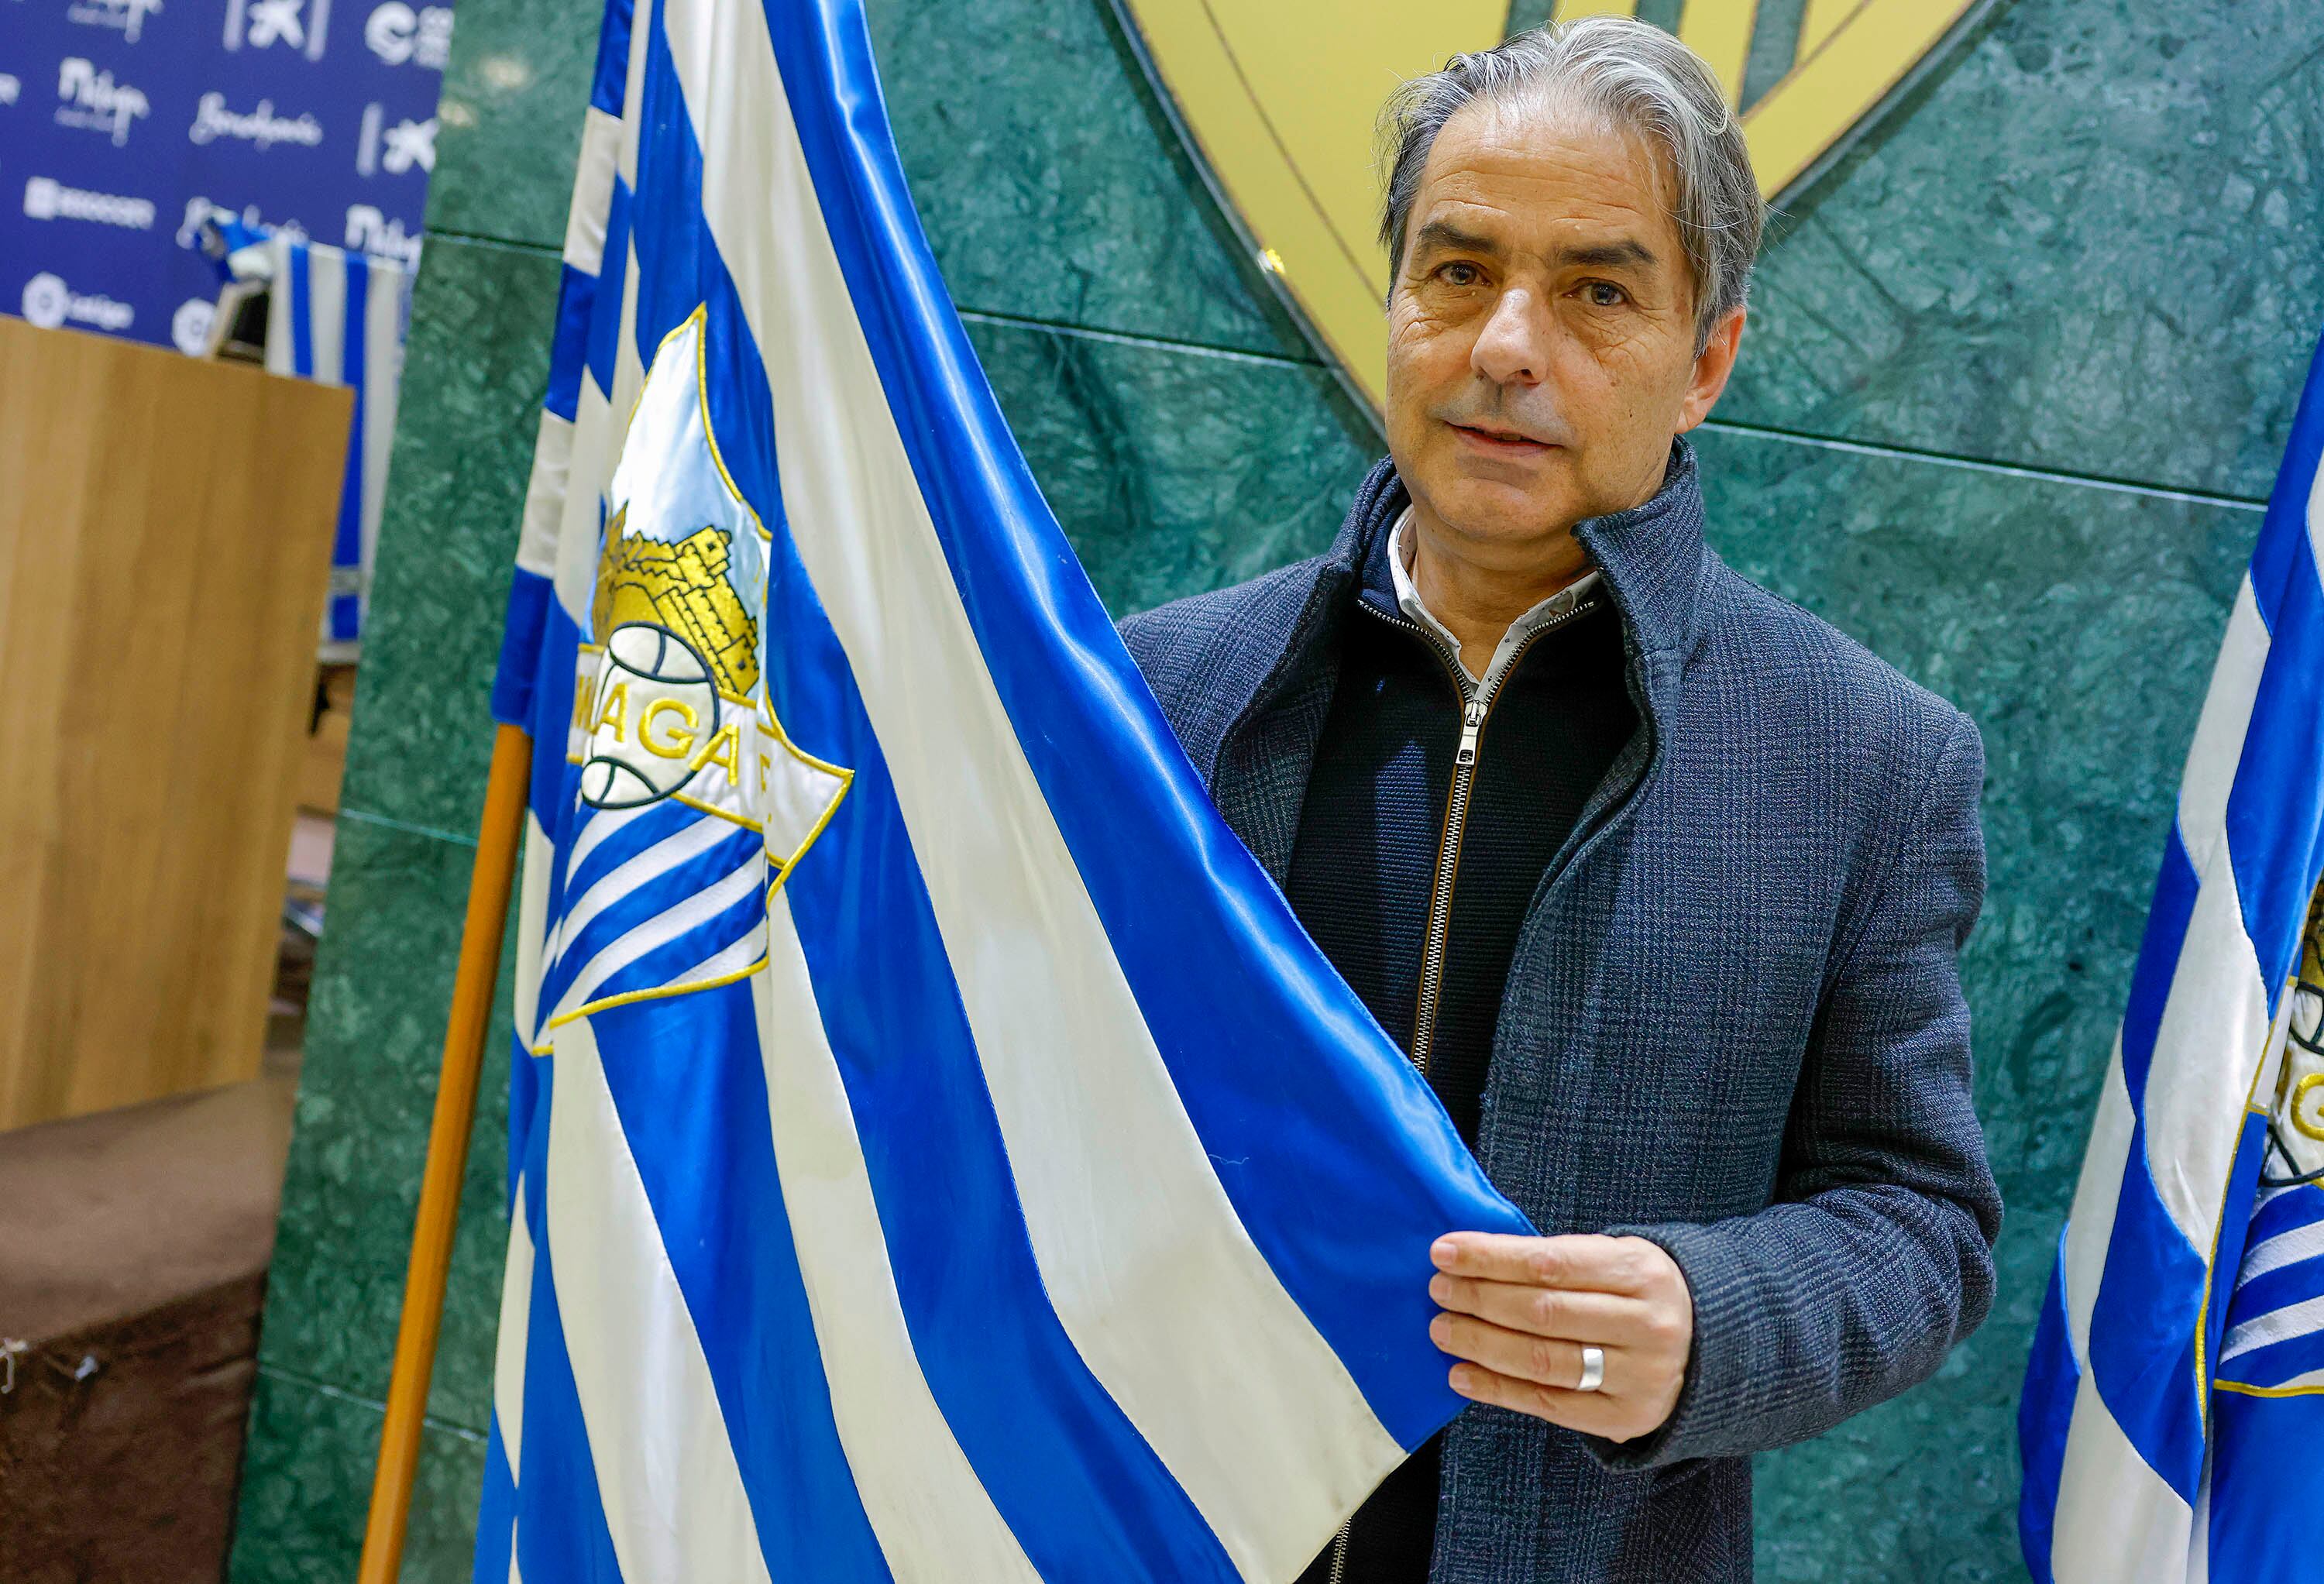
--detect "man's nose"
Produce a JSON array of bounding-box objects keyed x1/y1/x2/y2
[{"x1": 1470, "y1": 287, "x2": 1552, "y2": 388}]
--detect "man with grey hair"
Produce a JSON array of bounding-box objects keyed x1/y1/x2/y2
[{"x1": 1121, "y1": 16, "x2": 2000, "y2": 1582}]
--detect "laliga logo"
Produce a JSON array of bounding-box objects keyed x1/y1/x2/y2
[
  {"x1": 188, "y1": 91, "x2": 324, "y2": 149},
  {"x1": 20, "y1": 273, "x2": 134, "y2": 332},
  {"x1": 364, "y1": 1, "x2": 451, "y2": 68},
  {"x1": 54, "y1": 58, "x2": 149, "y2": 145}
]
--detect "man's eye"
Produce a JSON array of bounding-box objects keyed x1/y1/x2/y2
[
  {"x1": 1439, "y1": 262, "x2": 1483, "y2": 287},
  {"x1": 1584, "y1": 281, "x2": 1628, "y2": 307}
]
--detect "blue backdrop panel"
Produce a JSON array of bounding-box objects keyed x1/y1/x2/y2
[{"x1": 0, "y1": 0, "x2": 449, "y2": 352}]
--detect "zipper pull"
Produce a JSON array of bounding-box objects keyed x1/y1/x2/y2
[{"x1": 1456, "y1": 699, "x2": 1485, "y2": 768}]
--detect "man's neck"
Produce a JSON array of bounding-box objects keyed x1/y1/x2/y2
[{"x1": 1403, "y1": 507, "x2": 1594, "y2": 680}]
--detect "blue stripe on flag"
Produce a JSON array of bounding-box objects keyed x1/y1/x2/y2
[
  {"x1": 540, "y1": 857, "x2": 765, "y2": 1019},
  {"x1": 588, "y1": 982, "x2": 895, "y2": 1580},
  {"x1": 2119, "y1": 829, "x2": 2202, "y2": 1105},
  {"x1": 761, "y1": 0, "x2": 1534, "y2": 1447},
  {"x1": 545, "y1": 264, "x2": 596, "y2": 424},
  {"x1": 287, "y1": 243, "x2": 315, "y2": 380},
  {"x1": 589, "y1": 0, "x2": 632, "y2": 115},
  {"x1": 583, "y1": 183, "x2": 633, "y2": 400},
  {"x1": 521, "y1": 599, "x2": 586, "y2": 830},
  {"x1": 2016, "y1": 1232, "x2": 2077, "y2": 1584},
  {"x1": 471, "y1": 1413, "x2": 516, "y2": 1584},
  {"x1": 2085, "y1": 1112, "x2": 2207, "y2": 1500},
  {"x1": 2206, "y1": 1386, "x2": 2324, "y2": 1582},
  {"x1": 2228, "y1": 531, "x2": 2324, "y2": 997},
  {"x1": 491, "y1": 568, "x2": 556, "y2": 728},
  {"x1": 335, "y1": 253, "x2": 370, "y2": 578},
  {"x1": 2223, "y1": 1325, "x2": 2324, "y2": 1390},
  {"x1": 2246, "y1": 328, "x2": 2324, "y2": 634}
]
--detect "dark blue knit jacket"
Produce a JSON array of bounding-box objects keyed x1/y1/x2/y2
[{"x1": 1118, "y1": 442, "x2": 2003, "y2": 1584}]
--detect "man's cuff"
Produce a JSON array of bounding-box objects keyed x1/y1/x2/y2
[{"x1": 1576, "y1": 1220, "x2": 1754, "y2": 1471}]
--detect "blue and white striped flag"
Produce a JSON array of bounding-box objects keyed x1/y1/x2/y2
[
  {"x1": 2020, "y1": 331, "x2": 2324, "y2": 1583},
  {"x1": 472, "y1": 0, "x2": 1532, "y2": 1577},
  {"x1": 262, "y1": 234, "x2": 411, "y2": 658}
]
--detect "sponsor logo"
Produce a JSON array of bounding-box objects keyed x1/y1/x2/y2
[
  {"x1": 0, "y1": 74, "x2": 19, "y2": 106},
  {"x1": 19, "y1": 272, "x2": 134, "y2": 332},
  {"x1": 364, "y1": 0, "x2": 450, "y2": 68},
  {"x1": 67, "y1": 0, "x2": 163, "y2": 43},
  {"x1": 188, "y1": 91, "x2": 323, "y2": 149},
  {"x1": 54, "y1": 57, "x2": 148, "y2": 144},
  {"x1": 356, "y1": 101, "x2": 432, "y2": 175},
  {"x1": 222, "y1": 0, "x2": 328, "y2": 59},
  {"x1": 172, "y1": 297, "x2": 215, "y2": 354},
  {"x1": 345, "y1": 203, "x2": 420, "y2": 266},
  {"x1": 24, "y1": 176, "x2": 156, "y2": 228}
]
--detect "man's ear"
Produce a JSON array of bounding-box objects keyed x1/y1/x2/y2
[{"x1": 1676, "y1": 306, "x2": 1747, "y2": 434}]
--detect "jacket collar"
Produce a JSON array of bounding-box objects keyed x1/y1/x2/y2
[{"x1": 1325, "y1": 436, "x2": 1710, "y2": 666}]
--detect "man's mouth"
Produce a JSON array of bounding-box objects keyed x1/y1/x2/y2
[{"x1": 1448, "y1": 421, "x2": 1554, "y2": 455}]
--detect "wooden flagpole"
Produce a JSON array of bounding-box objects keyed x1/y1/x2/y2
[{"x1": 355, "y1": 722, "x2": 534, "y2": 1584}]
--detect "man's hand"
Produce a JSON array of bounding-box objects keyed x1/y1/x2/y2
[{"x1": 1428, "y1": 1232, "x2": 1693, "y2": 1443}]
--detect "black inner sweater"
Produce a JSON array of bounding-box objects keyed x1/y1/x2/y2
[{"x1": 1284, "y1": 527, "x2": 1637, "y2": 1584}]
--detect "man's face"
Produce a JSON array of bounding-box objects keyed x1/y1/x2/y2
[{"x1": 1384, "y1": 98, "x2": 1744, "y2": 561}]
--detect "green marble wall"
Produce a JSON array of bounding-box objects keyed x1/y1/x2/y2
[{"x1": 227, "y1": 1, "x2": 2324, "y2": 1579}]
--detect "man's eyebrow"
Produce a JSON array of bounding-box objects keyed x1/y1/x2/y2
[
  {"x1": 1412, "y1": 219, "x2": 1501, "y2": 256},
  {"x1": 1556, "y1": 239, "x2": 1658, "y2": 270}
]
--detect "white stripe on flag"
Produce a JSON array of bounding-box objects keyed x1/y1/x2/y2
[
  {"x1": 306, "y1": 248, "x2": 348, "y2": 385},
  {"x1": 547, "y1": 1016, "x2": 772, "y2": 1584},
  {"x1": 494, "y1": 1177, "x2": 535, "y2": 1472},
  {"x1": 2143, "y1": 843, "x2": 2269, "y2": 1249},
  {"x1": 555, "y1": 373, "x2": 618, "y2": 627},
  {"x1": 2050, "y1": 1369, "x2": 2194, "y2": 1584},
  {"x1": 2307, "y1": 433, "x2": 2324, "y2": 579},
  {"x1": 264, "y1": 242, "x2": 294, "y2": 377},
  {"x1": 2174, "y1": 578, "x2": 2267, "y2": 870},
  {"x1": 658, "y1": 2, "x2": 1404, "y2": 1575},
  {"x1": 2238, "y1": 1215, "x2": 2324, "y2": 1286},
  {"x1": 358, "y1": 263, "x2": 405, "y2": 594},
  {"x1": 565, "y1": 106, "x2": 624, "y2": 273},
  {"x1": 752, "y1": 895, "x2": 1041, "y2": 1583},
  {"x1": 513, "y1": 814, "x2": 555, "y2": 1045},
  {"x1": 517, "y1": 412, "x2": 575, "y2": 579},
  {"x1": 2064, "y1": 1037, "x2": 2135, "y2": 1365},
  {"x1": 2220, "y1": 1293, "x2": 2324, "y2": 1362}
]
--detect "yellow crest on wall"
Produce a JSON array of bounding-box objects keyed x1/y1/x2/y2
[{"x1": 1114, "y1": 0, "x2": 1984, "y2": 414}]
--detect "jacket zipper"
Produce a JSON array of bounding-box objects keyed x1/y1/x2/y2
[
  {"x1": 1362, "y1": 594, "x2": 1601, "y2": 1072},
  {"x1": 1322, "y1": 590, "x2": 1601, "y2": 1584}
]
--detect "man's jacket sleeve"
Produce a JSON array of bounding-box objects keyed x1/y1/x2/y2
[{"x1": 1592, "y1": 710, "x2": 2003, "y2": 1468}]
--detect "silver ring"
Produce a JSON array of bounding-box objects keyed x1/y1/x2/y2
[{"x1": 1575, "y1": 1345, "x2": 1606, "y2": 1393}]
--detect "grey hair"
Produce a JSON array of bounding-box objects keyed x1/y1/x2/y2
[{"x1": 1375, "y1": 16, "x2": 1765, "y2": 351}]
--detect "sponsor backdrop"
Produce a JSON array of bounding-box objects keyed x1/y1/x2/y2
[
  {"x1": 0, "y1": 0, "x2": 447, "y2": 352},
  {"x1": 222, "y1": 0, "x2": 2324, "y2": 1582}
]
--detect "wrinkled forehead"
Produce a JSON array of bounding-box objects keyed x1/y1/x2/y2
[{"x1": 1419, "y1": 90, "x2": 1678, "y2": 221}]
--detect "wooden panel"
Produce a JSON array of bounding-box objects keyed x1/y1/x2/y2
[{"x1": 0, "y1": 320, "x2": 352, "y2": 1130}]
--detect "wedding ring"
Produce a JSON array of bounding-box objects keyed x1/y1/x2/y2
[{"x1": 1575, "y1": 1345, "x2": 1606, "y2": 1393}]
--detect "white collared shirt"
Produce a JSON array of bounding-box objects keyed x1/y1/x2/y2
[{"x1": 1385, "y1": 507, "x2": 1604, "y2": 692}]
